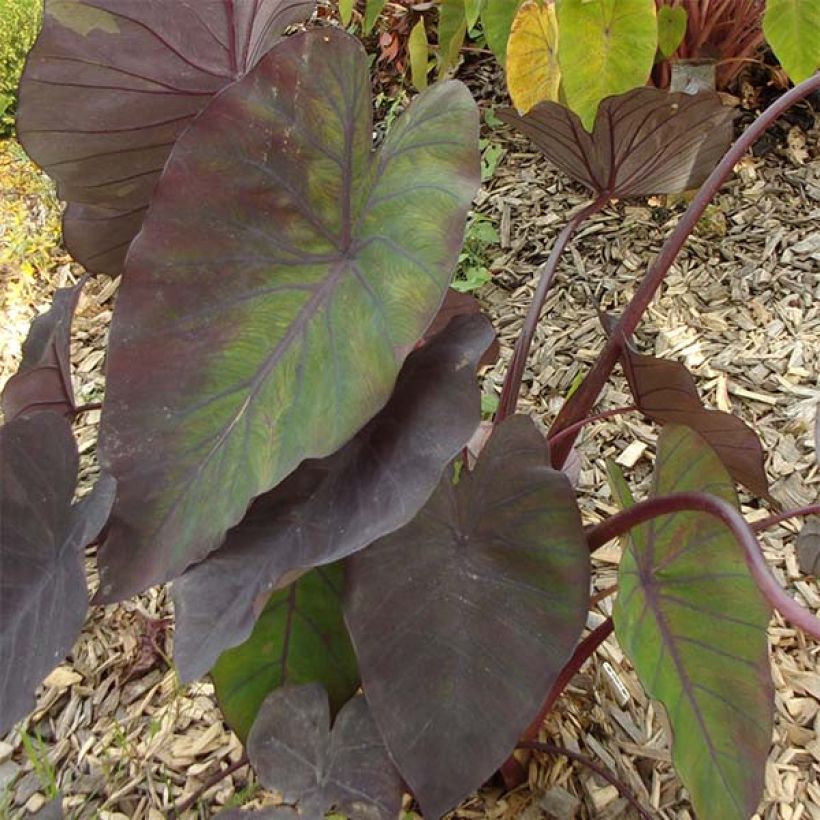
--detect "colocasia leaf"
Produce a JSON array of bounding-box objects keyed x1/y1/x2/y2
[
  {"x1": 96, "y1": 28, "x2": 480, "y2": 601},
  {"x1": 344, "y1": 415, "x2": 590, "y2": 819},
  {"x1": 173, "y1": 314, "x2": 494, "y2": 681},
  {"x1": 615, "y1": 332, "x2": 771, "y2": 499},
  {"x1": 0, "y1": 413, "x2": 116, "y2": 735},
  {"x1": 613, "y1": 425, "x2": 774, "y2": 820},
  {"x1": 246, "y1": 684, "x2": 402, "y2": 820},
  {"x1": 499, "y1": 87, "x2": 734, "y2": 198},
  {"x1": 211, "y1": 563, "x2": 359, "y2": 741},
  {"x1": 1, "y1": 280, "x2": 84, "y2": 422},
  {"x1": 17, "y1": 0, "x2": 315, "y2": 274},
  {"x1": 482, "y1": 0, "x2": 525, "y2": 63}
]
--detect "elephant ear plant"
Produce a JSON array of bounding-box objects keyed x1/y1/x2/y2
[{"x1": 2, "y1": 1, "x2": 819, "y2": 817}]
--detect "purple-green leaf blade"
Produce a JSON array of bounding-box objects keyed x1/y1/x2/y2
[
  {"x1": 0, "y1": 414, "x2": 115, "y2": 735},
  {"x1": 17, "y1": 0, "x2": 315, "y2": 274},
  {"x1": 613, "y1": 424, "x2": 774, "y2": 820},
  {"x1": 498, "y1": 87, "x2": 734, "y2": 198},
  {"x1": 96, "y1": 29, "x2": 480, "y2": 600},
  {"x1": 173, "y1": 314, "x2": 494, "y2": 680},
  {"x1": 344, "y1": 415, "x2": 590, "y2": 819},
  {"x1": 211, "y1": 563, "x2": 359, "y2": 742}
]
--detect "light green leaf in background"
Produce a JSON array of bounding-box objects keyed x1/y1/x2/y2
[
  {"x1": 656, "y1": 3, "x2": 687, "y2": 58},
  {"x1": 556, "y1": 0, "x2": 658, "y2": 130},
  {"x1": 763, "y1": 0, "x2": 820, "y2": 83}
]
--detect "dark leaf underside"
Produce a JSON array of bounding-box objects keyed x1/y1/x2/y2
[
  {"x1": 344, "y1": 415, "x2": 590, "y2": 818},
  {"x1": 173, "y1": 314, "x2": 494, "y2": 681},
  {"x1": 0, "y1": 413, "x2": 115, "y2": 735},
  {"x1": 499, "y1": 87, "x2": 735, "y2": 198},
  {"x1": 18, "y1": 0, "x2": 315, "y2": 273}
]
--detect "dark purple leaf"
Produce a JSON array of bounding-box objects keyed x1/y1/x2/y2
[
  {"x1": 498, "y1": 87, "x2": 735, "y2": 197},
  {"x1": 1, "y1": 280, "x2": 84, "y2": 422},
  {"x1": 247, "y1": 684, "x2": 402, "y2": 820},
  {"x1": 422, "y1": 289, "x2": 499, "y2": 368},
  {"x1": 95, "y1": 28, "x2": 480, "y2": 601},
  {"x1": 17, "y1": 0, "x2": 315, "y2": 274},
  {"x1": 0, "y1": 413, "x2": 116, "y2": 735},
  {"x1": 797, "y1": 519, "x2": 820, "y2": 576},
  {"x1": 617, "y1": 336, "x2": 771, "y2": 499},
  {"x1": 173, "y1": 314, "x2": 494, "y2": 681},
  {"x1": 344, "y1": 415, "x2": 590, "y2": 819}
]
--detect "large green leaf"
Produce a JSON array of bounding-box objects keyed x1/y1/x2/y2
[
  {"x1": 482, "y1": 0, "x2": 525, "y2": 63},
  {"x1": 613, "y1": 425, "x2": 774, "y2": 819},
  {"x1": 96, "y1": 28, "x2": 480, "y2": 600},
  {"x1": 211, "y1": 564, "x2": 357, "y2": 741},
  {"x1": 556, "y1": 0, "x2": 657, "y2": 130},
  {"x1": 763, "y1": 0, "x2": 820, "y2": 83}
]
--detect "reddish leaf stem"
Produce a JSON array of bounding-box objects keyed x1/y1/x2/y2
[
  {"x1": 74, "y1": 401, "x2": 102, "y2": 415},
  {"x1": 586, "y1": 491, "x2": 820, "y2": 639},
  {"x1": 523, "y1": 618, "x2": 614, "y2": 742},
  {"x1": 547, "y1": 73, "x2": 820, "y2": 469},
  {"x1": 171, "y1": 755, "x2": 249, "y2": 817},
  {"x1": 517, "y1": 740, "x2": 653, "y2": 820},
  {"x1": 496, "y1": 194, "x2": 609, "y2": 421},
  {"x1": 751, "y1": 504, "x2": 820, "y2": 533},
  {"x1": 546, "y1": 405, "x2": 638, "y2": 450}
]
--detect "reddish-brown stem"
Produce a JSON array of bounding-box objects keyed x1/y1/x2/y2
[
  {"x1": 74, "y1": 401, "x2": 102, "y2": 415},
  {"x1": 751, "y1": 504, "x2": 820, "y2": 533},
  {"x1": 496, "y1": 194, "x2": 609, "y2": 422},
  {"x1": 547, "y1": 73, "x2": 820, "y2": 469},
  {"x1": 523, "y1": 618, "x2": 614, "y2": 742},
  {"x1": 586, "y1": 491, "x2": 820, "y2": 638},
  {"x1": 517, "y1": 741, "x2": 653, "y2": 820},
  {"x1": 591, "y1": 584, "x2": 618, "y2": 606},
  {"x1": 546, "y1": 405, "x2": 638, "y2": 451},
  {"x1": 171, "y1": 755, "x2": 249, "y2": 817}
]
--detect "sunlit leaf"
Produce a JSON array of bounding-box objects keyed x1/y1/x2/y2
[
  {"x1": 506, "y1": 0, "x2": 561, "y2": 114},
  {"x1": 556, "y1": 0, "x2": 657, "y2": 130},
  {"x1": 613, "y1": 424, "x2": 773, "y2": 820},
  {"x1": 17, "y1": 0, "x2": 315, "y2": 274},
  {"x1": 657, "y1": 4, "x2": 687, "y2": 58},
  {"x1": 1, "y1": 279, "x2": 84, "y2": 422},
  {"x1": 344, "y1": 415, "x2": 589, "y2": 818},
  {"x1": 211, "y1": 563, "x2": 358, "y2": 742},
  {"x1": 173, "y1": 315, "x2": 494, "y2": 681},
  {"x1": 499, "y1": 87, "x2": 734, "y2": 197},
  {"x1": 96, "y1": 28, "x2": 480, "y2": 601},
  {"x1": 339, "y1": 0, "x2": 354, "y2": 25},
  {"x1": 763, "y1": 0, "x2": 820, "y2": 83},
  {"x1": 482, "y1": 0, "x2": 525, "y2": 63},
  {"x1": 0, "y1": 413, "x2": 115, "y2": 735},
  {"x1": 247, "y1": 685, "x2": 402, "y2": 819}
]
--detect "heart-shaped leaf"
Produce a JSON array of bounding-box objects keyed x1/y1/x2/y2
[
  {"x1": 614, "y1": 331, "x2": 770, "y2": 499},
  {"x1": 506, "y1": 0, "x2": 561, "y2": 114},
  {"x1": 556, "y1": 0, "x2": 657, "y2": 130},
  {"x1": 657, "y1": 4, "x2": 688, "y2": 59},
  {"x1": 1, "y1": 280, "x2": 84, "y2": 422},
  {"x1": 344, "y1": 415, "x2": 590, "y2": 819},
  {"x1": 96, "y1": 28, "x2": 480, "y2": 601},
  {"x1": 211, "y1": 563, "x2": 358, "y2": 741},
  {"x1": 763, "y1": 0, "x2": 820, "y2": 83},
  {"x1": 0, "y1": 413, "x2": 116, "y2": 735},
  {"x1": 173, "y1": 314, "x2": 494, "y2": 681},
  {"x1": 499, "y1": 86, "x2": 734, "y2": 197},
  {"x1": 247, "y1": 684, "x2": 402, "y2": 820},
  {"x1": 613, "y1": 424, "x2": 774, "y2": 820},
  {"x1": 17, "y1": 0, "x2": 315, "y2": 274}
]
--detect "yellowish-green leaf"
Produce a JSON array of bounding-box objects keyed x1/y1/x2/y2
[
  {"x1": 763, "y1": 0, "x2": 820, "y2": 83},
  {"x1": 506, "y1": 0, "x2": 561, "y2": 113},
  {"x1": 339, "y1": 0, "x2": 354, "y2": 25},
  {"x1": 556, "y1": 0, "x2": 657, "y2": 130},
  {"x1": 438, "y1": 0, "x2": 468, "y2": 76},
  {"x1": 364, "y1": 0, "x2": 386, "y2": 33},
  {"x1": 657, "y1": 4, "x2": 687, "y2": 58},
  {"x1": 482, "y1": 0, "x2": 525, "y2": 63},
  {"x1": 409, "y1": 17, "x2": 430, "y2": 89},
  {"x1": 465, "y1": 0, "x2": 485, "y2": 29}
]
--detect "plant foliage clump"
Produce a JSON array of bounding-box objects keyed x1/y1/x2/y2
[{"x1": 0, "y1": 0, "x2": 40, "y2": 135}]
